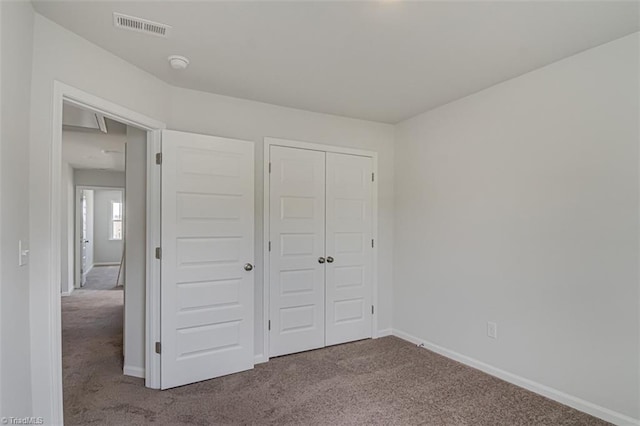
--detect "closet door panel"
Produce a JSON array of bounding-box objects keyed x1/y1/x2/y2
[
  {"x1": 325, "y1": 153, "x2": 373, "y2": 346},
  {"x1": 269, "y1": 146, "x2": 326, "y2": 357}
]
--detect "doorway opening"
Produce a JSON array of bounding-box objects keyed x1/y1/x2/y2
[
  {"x1": 49, "y1": 81, "x2": 165, "y2": 424},
  {"x1": 59, "y1": 102, "x2": 141, "y2": 416},
  {"x1": 73, "y1": 186, "x2": 125, "y2": 291},
  {"x1": 60, "y1": 104, "x2": 129, "y2": 295}
]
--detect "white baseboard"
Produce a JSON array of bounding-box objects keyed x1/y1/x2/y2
[
  {"x1": 123, "y1": 365, "x2": 145, "y2": 379},
  {"x1": 376, "y1": 328, "x2": 393, "y2": 337},
  {"x1": 93, "y1": 262, "x2": 120, "y2": 267},
  {"x1": 392, "y1": 329, "x2": 639, "y2": 426},
  {"x1": 254, "y1": 354, "x2": 268, "y2": 364}
]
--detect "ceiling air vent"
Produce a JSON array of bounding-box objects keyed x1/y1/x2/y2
[{"x1": 113, "y1": 12, "x2": 171, "y2": 38}]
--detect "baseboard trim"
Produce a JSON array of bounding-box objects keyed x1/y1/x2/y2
[
  {"x1": 93, "y1": 262, "x2": 120, "y2": 267},
  {"x1": 376, "y1": 328, "x2": 393, "y2": 338},
  {"x1": 254, "y1": 354, "x2": 268, "y2": 364},
  {"x1": 392, "y1": 329, "x2": 639, "y2": 426},
  {"x1": 123, "y1": 365, "x2": 145, "y2": 379}
]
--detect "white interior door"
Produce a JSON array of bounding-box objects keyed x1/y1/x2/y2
[
  {"x1": 269, "y1": 146, "x2": 326, "y2": 357},
  {"x1": 325, "y1": 153, "x2": 373, "y2": 346},
  {"x1": 161, "y1": 130, "x2": 254, "y2": 389},
  {"x1": 80, "y1": 191, "x2": 88, "y2": 287}
]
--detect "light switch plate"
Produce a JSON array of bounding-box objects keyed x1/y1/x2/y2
[
  {"x1": 19, "y1": 240, "x2": 29, "y2": 266},
  {"x1": 487, "y1": 321, "x2": 498, "y2": 339}
]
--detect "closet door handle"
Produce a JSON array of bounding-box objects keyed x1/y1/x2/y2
[
  {"x1": 318, "y1": 257, "x2": 326, "y2": 264},
  {"x1": 326, "y1": 256, "x2": 334, "y2": 263},
  {"x1": 244, "y1": 263, "x2": 254, "y2": 271}
]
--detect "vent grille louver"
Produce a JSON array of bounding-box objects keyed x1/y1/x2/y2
[{"x1": 113, "y1": 13, "x2": 171, "y2": 38}]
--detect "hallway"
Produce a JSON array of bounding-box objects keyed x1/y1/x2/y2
[
  {"x1": 82, "y1": 265, "x2": 123, "y2": 290},
  {"x1": 61, "y1": 266, "x2": 132, "y2": 422}
]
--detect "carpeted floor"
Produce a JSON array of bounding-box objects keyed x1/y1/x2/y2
[
  {"x1": 83, "y1": 265, "x2": 122, "y2": 290},
  {"x1": 62, "y1": 268, "x2": 609, "y2": 425}
]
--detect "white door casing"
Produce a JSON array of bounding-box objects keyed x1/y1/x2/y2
[
  {"x1": 325, "y1": 153, "x2": 374, "y2": 346},
  {"x1": 269, "y1": 146, "x2": 326, "y2": 357},
  {"x1": 160, "y1": 130, "x2": 254, "y2": 389},
  {"x1": 80, "y1": 191, "x2": 88, "y2": 287}
]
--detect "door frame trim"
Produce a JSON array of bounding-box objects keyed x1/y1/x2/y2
[
  {"x1": 261, "y1": 137, "x2": 379, "y2": 363},
  {"x1": 49, "y1": 81, "x2": 165, "y2": 424},
  {"x1": 73, "y1": 185, "x2": 125, "y2": 291}
]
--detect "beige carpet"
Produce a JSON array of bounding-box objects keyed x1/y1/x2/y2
[
  {"x1": 81, "y1": 265, "x2": 122, "y2": 290},
  {"x1": 62, "y1": 269, "x2": 609, "y2": 425}
]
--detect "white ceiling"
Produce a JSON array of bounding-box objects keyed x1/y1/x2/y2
[
  {"x1": 62, "y1": 104, "x2": 127, "y2": 171},
  {"x1": 34, "y1": 1, "x2": 639, "y2": 123}
]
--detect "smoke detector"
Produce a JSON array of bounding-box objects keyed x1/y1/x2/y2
[
  {"x1": 168, "y1": 55, "x2": 190, "y2": 70},
  {"x1": 113, "y1": 12, "x2": 171, "y2": 38}
]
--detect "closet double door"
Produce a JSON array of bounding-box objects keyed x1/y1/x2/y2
[{"x1": 269, "y1": 145, "x2": 374, "y2": 357}]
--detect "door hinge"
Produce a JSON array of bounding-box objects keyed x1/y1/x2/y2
[
  {"x1": 155, "y1": 341, "x2": 161, "y2": 354},
  {"x1": 268, "y1": 320, "x2": 271, "y2": 331},
  {"x1": 269, "y1": 162, "x2": 272, "y2": 173},
  {"x1": 371, "y1": 305, "x2": 375, "y2": 315},
  {"x1": 371, "y1": 239, "x2": 375, "y2": 248},
  {"x1": 155, "y1": 152, "x2": 162, "y2": 165},
  {"x1": 155, "y1": 247, "x2": 162, "y2": 260},
  {"x1": 268, "y1": 241, "x2": 271, "y2": 252},
  {"x1": 372, "y1": 172, "x2": 375, "y2": 182}
]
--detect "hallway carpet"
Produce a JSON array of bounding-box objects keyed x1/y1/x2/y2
[
  {"x1": 83, "y1": 265, "x2": 122, "y2": 290},
  {"x1": 62, "y1": 274, "x2": 608, "y2": 425}
]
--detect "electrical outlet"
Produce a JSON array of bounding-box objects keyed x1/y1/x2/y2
[{"x1": 487, "y1": 321, "x2": 498, "y2": 339}]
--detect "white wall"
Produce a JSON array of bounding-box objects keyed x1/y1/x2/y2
[
  {"x1": 167, "y1": 86, "x2": 396, "y2": 359},
  {"x1": 124, "y1": 126, "x2": 147, "y2": 377},
  {"x1": 60, "y1": 162, "x2": 74, "y2": 294},
  {"x1": 393, "y1": 33, "x2": 639, "y2": 422},
  {"x1": 92, "y1": 189, "x2": 124, "y2": 265},
  {"x1": 1, "y1": 2, "x2": 4, "y2": 414},
  {"x1": 0, "y1": 0, "x2": 33, "y2": 418},
  {"x1": 28, "y1": 14, "x2": 169, "y2": 420},
  {"x1": 74, "y1": 169, "x2": 125, "y2": 188}
]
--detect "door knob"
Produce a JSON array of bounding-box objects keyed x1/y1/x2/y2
[
  {"x1": 244, "y1": 263, "x2": 254, "y2": 271},
  {"x1": 318, "y1": 257, "x2": 325, "y2": 264},
  {"x1": 326, "y1": 256, "x2": 334, "y2": 263}
]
